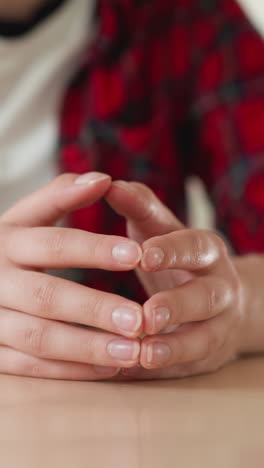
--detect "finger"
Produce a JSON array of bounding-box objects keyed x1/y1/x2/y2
[
  {"x1": 106, "y1": 181, "x2": 183, "y2": 242},
  {"x1": 6, "y1": 227, "x2": 142, "y2": 270},
  {"x1": 0, "y1": 269, "x2": 143, "y2": 338},
  {"x1": 143, "y1": 276, "x2": 234, "y2": 334},
  {"x1": 120, "y1": 357, "x2": 222, "y2": 380},
  {"x1": 0, "y1": 309, "x2": 140, "y2": 368},
  {"x1": 141, "y1": 229, "x2": 228, "y2": 273},
  {"x1": 1, "y1": 172, "x2": 111, "y2": 227},
  {"x1": 0, "y1": 346, "x2": 120, "y2": 381},
  {"x1": 139, "y1": 316, "x2": 227, "y2": 369}
]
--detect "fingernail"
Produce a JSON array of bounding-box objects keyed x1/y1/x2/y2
[
  {"x1": 154, "y1": 307, "x2": 170, "y2": 333},
  {"x1": 112, "y1": 306, "x2": 142, "y2": 334},
  {"x1": 147, "y1": 342, "x2": 171, "y2": 366},
  {"x1": 75, "y1": 172, "x2": 110, "y2": 185},
  {"x1": 93, "y1": 366, "x2": 119, "y2": 376},
  {"x1": 113, "y1": 181, "x2": 135, "y2": 192},
  {"x1": 108, "y1": 339, "x2": 140, "y2": 361},
  {"x1": 112, "y1": 242, "x2": 142, "y2": 266},
  {"x1": 142, "y1": 247, "x2": 164, "y2": 271}
]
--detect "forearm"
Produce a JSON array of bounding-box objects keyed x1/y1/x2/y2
[{"x1": 234, "y1": 254, "x2": 264, "y2": 354}]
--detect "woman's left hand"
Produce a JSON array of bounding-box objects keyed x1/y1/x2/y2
[{"x1": 106, "y1": 181, "x2": 245, "y2": 379}]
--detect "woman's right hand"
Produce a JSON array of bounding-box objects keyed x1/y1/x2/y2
[{"x1": 0, "y1": 172, "x2": 143, "y2": 380}]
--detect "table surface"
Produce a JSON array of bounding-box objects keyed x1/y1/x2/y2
[{"x1": 1, "y1": 356, "x2": 264, "y2": 468}]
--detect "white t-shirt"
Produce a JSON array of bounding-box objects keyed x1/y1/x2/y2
[
  {"x1": 0, "y1": 0, "x2": 95, "y2": 215},
  {"x1": 237, "y1": 0, "x2": 264, "y2": 38},
  {"x1": 0, "y1": 0, "x2": 263, "y2": 217}
]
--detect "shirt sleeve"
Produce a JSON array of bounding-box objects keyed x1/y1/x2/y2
[{"x1": 189, "y1": 0, "x2": 264, "y2": 254}]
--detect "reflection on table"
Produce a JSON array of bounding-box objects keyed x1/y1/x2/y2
[{"x1": 1, "y1": 356, "x2": 264, "y2": 468}]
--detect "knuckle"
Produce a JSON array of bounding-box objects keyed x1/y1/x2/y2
[
  {"x1": 81, "y1": 292, "x2": 105, "y2": 327},
  {"x1": 201, "y1": 280, "x2": 217, "y2": 318},
  {"x1": 44, "y1": 231, "x2": 66, "y2": 261},
  {"x1": 221, "y1": 282, "x2": 236, "y2": 311},
  {"x1": 92, "y1": 296, "x2": 106, "y2": 324},
  {"x1": 189, "y1": 231, "x2": 214, "y2": 268},
  {"x1": 201, "y1": 278, "x2": 232, "y2": 319},
  {"x1": 207, "y1": 231, "x2": 228, "y2": 257},
  {"x1": 93, "y1": 236, "x2": 106, "y2": 263},
  {"x1": 209, "y1": 276, "x2": 239, "y2": 316},
  {"x1": 79, "y1": 333, "x2": 97, "y2": 363},
  {"x1": 191, "y1": 231, "x2": 224, "y2": 268},
  {"x1": 208, "y1": 289, "x2": 218, "y2": 317},
  {"x1": 24, "y1": 326, "x2": 48, "y2": 357},
  {"x1": 32, "y1": 279, "x2": 58, "y2": 314},
  {"x1": 190, "y1": 231, "x2": 206, "y2": 267}
]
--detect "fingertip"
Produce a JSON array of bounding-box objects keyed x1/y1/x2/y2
[
  {"x1": 93, "y1": 366, "x2": 121, "y2": 380},
  {"x1": 106, "y1": 180, "x2": 131, "y2": 199},
  {"x1": 140, "y1": 339, "x2": 171, "y2": 369},
  {"x1": 112, "y1": 241, "x2": 142, "y2": 269},
  {"x1": 121, "y1": 364, "x2": 143, "y2": 378},
  {"x1": 105, "y1": 181, "x2": 134, "y2": 213},
  {"x1": 111, "y1": 303, "x2": 143, "y2": 338},
  {"x1": 1, "y1": 172, "x2": 112, "y2": 228},
  {"x1": 74, "y1": 172, "x2": 111, "y2": 186},
  {"x1": 105, "y1": 180, "x2": 147, "y2": 222},
  {"x1": 111, "y1": 180, "x2": 134, "y2": 191},
  {"x1": 141, "y1": 246, "x2": 165, "y2": 272},
  {"x1": 143, "y1": 302, "x2": 171, "y2": 335},
  {"x1": 56, "y1": 172, "x2": 112, "y2": 214},
  {"x1": 143, "y1": 302, "x2": 155, "y2": 335}
]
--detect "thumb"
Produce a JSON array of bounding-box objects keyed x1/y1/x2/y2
[
  {"x1": 1, "y1": 172, "x2": 111, "y2": 227},
  {"x1": 106, "y1": 181, "x2": 184, "y2": 242}
]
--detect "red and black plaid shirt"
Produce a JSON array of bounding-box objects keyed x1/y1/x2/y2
[{"x1": 60, "y1": 0, "x2": 264, "y2": 301}]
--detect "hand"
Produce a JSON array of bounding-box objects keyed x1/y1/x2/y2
[
  {"x1": 106, "y1": 181, "x2": 245, "y2": 379},
  {"x1": 0, "y1": 173, "x2": 144, "y2": 380}
]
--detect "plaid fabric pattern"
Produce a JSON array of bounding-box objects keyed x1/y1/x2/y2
[{"x1": 59, "y1": 0, "x2": 264, "y2": 301}]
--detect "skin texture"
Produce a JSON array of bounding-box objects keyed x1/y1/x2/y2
[
  {"x1": 0, "y1": 173, "x2": 262, "y2": 381},
  {"x1": 106, "y1": 181, "x2": 246, "y2": 380},
  {"x1": 0, "y1": 173, "x2": 144, "y2": 380},
  {"x1": 0, "y1": 1, "x2": 261, "y2": 380}
]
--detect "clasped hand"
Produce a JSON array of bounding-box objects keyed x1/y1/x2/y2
[{"x1": 0, "y1": 172, "x2": 244, "y2": 380}]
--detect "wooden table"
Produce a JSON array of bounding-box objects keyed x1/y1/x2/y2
[{"x1": 1, "y1": 356, "x2": 264, "y2": 468}]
